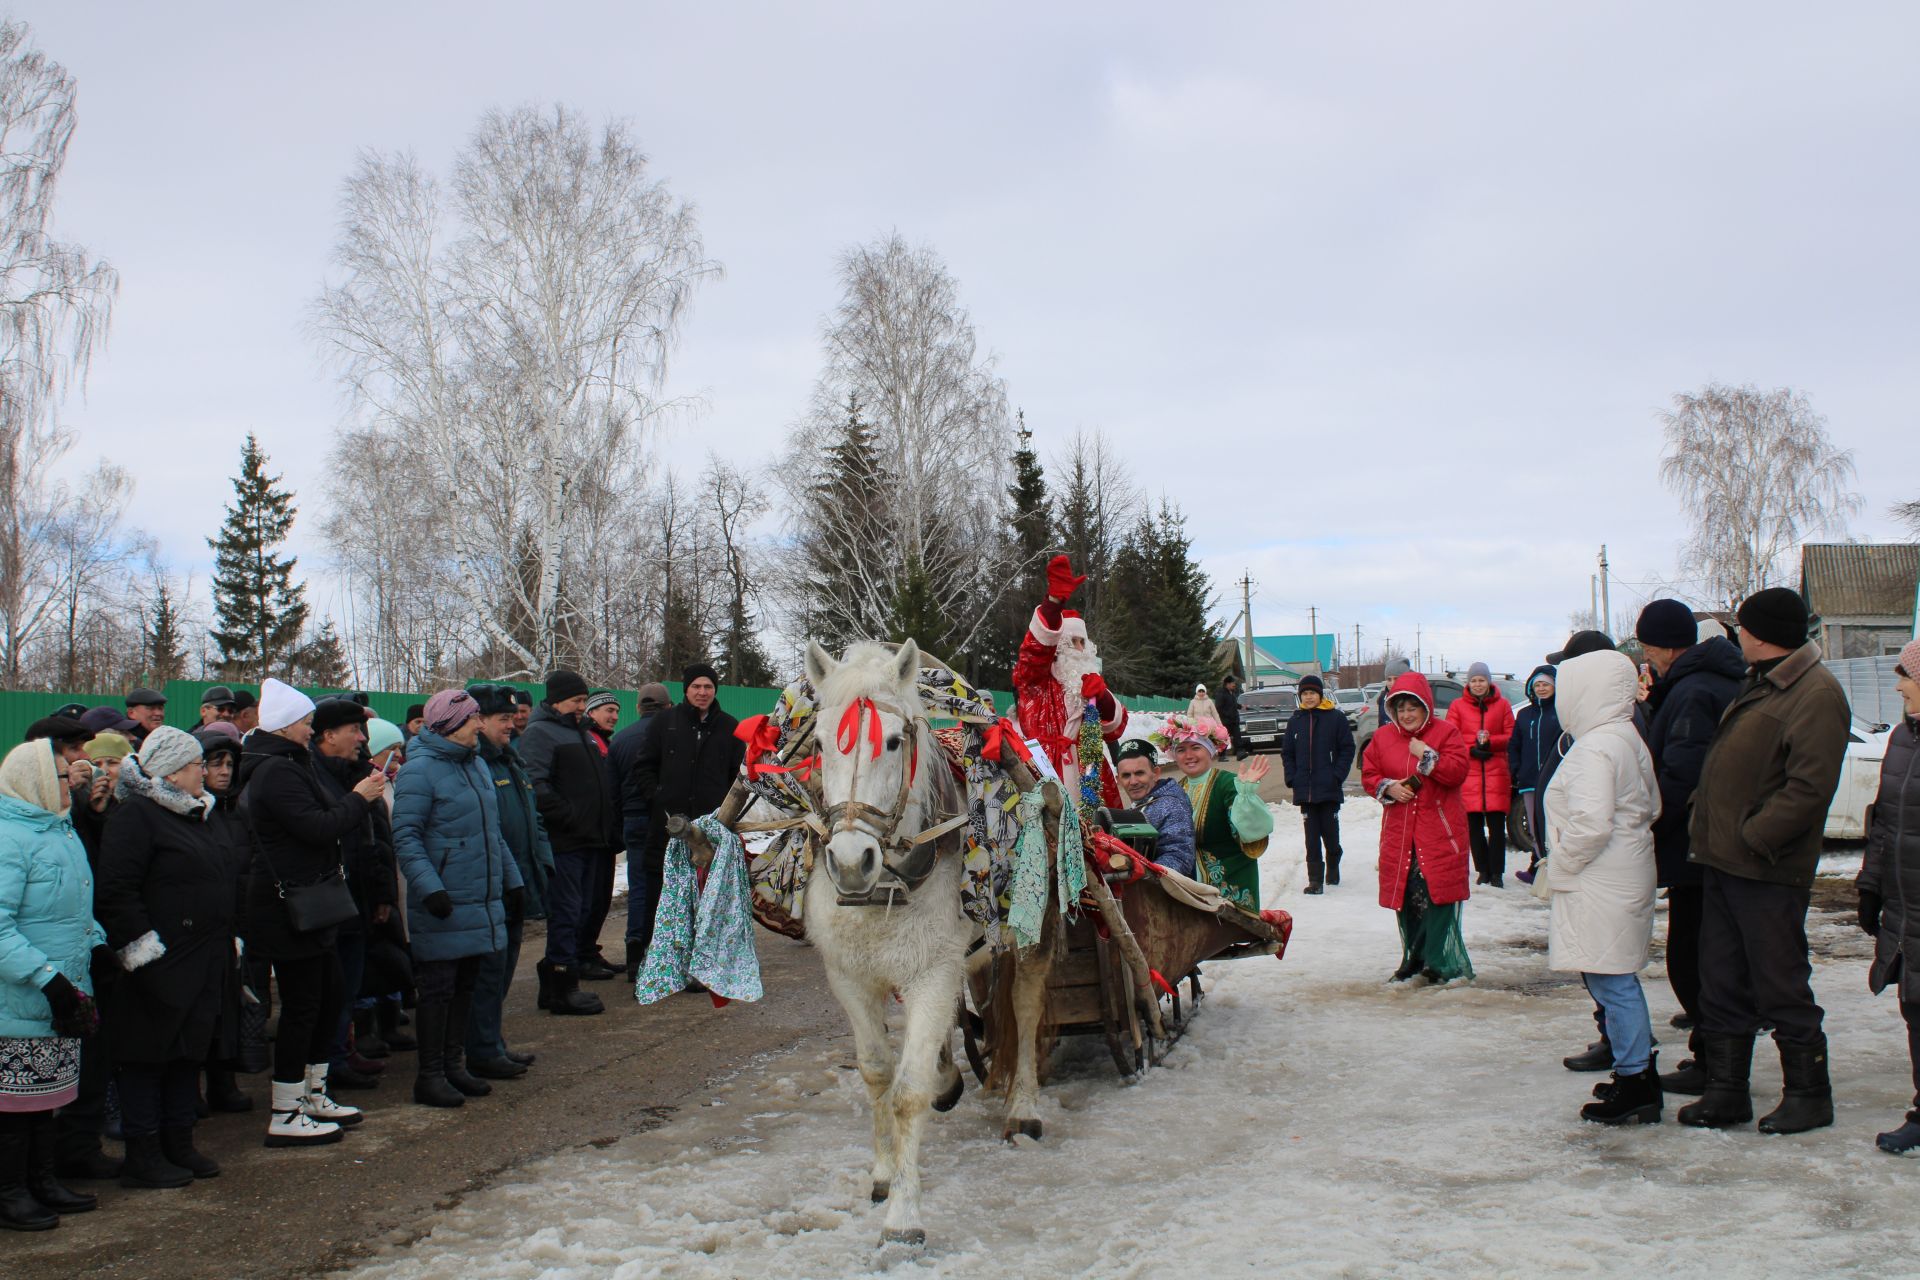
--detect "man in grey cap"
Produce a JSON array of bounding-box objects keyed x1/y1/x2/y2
[
  {"x1": 611, "y1": 683, "x2": 673, "y2": 978},
  {"x1": 124, "y1": 687, "x2": 167, "y2": 745},
  {"x1": 199, "y1": 685, "x2": 237, "y2": 727}
]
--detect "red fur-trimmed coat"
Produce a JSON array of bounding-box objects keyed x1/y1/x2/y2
[
  {"x1": 1361, "y1": 671, "x2": 1471, "y2": 910},
  {"x1": 1012, "y1": 602, "x2": 1128, "y2": 809}
]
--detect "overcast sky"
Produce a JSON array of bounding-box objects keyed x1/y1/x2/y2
[{"x1": 18, "y1": 1, "x2": 1920, "y2": 677}]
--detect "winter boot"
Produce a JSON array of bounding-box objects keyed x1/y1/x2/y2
[
  {"x1": 443, "y1": 988, "x2": 492, "y2": 1098},
  {"x1": 535, "y1": 958, "x2": 556, "y2": 1011},
  {"x1": 1563, "y1": 1039, "x2": 1613, "y2": 1072},
  {"x1": 346, "y1": 1048, "x2": 386, "y2": 1076},
  {"x1": 577, "y1": 949, "x2": 620, "y2": 981},
  {"x1": 470, "y1": 1054, "x2": 528, "y2": 1080},
  {"x1": 1304, "y1": 880, "x2": 1324, "y2": 896},
  {"x1": 1581, "y1": 1054, "x2": 1663, "y2": 1125},
  {"x1": 118, "y1": 1133, "x2": 193, "y2": 1189},
  {"x1": 265, "y1": 1080, "x2": 342, "y2": 1147},
  {"x1": 1876, "y1": 1119, "x2": 1920, "y2": 1155},
  {"x1": 546, "y1": 965, "x2": 605, "y2": 1016},
  {"x1": 1326, "y1": 851, "x2": 1341, "y2": 887},
  {"x1": 159, "y1": 1127, "x2": 220, "y2": 1179},
  {"x1": 625, "y1": 940, "x2": 646, "y2": 982},
  {"x1": 0, "y1": 1117, "x2": 57, "y2": 1232},
  {"x1": 1677, "y1": 1031, "x2": 1755, "y2": 1129},
  {"x1": 24, "y1": 1114, "x2": 95, "y2": 1213},
  {"x1": 1659, "y1": 1031, "x2": 1709, "y2": 1097},
  {"x1": 205, "y1": 1064, "x2": 254, "y2": 1112},
  {"x1": 1305, "y1": 853, "x2": 1325, "y2": 895},
  {"x1": 410, "y1": 1001, "x2": 465, "y2": 1108},
  {"x1": 353, "y1": 1007, "x2": 390, "y2": 1059},
  {"x1": 328, "y1": 1058, "x2": 381, "y2": 1091},
  {"x1": 505, "y1": 1046, "x2": 537, "y2": 1067},
  {"x1": 376, "y1": 999, "x2": 417, "y2": 1052},
  {"x1": 1757, "y1": 1037, "x2": 1834, "y2": 1135},
  {"x1": 300, "y1": 1063, "x2": 363, "y2": 1128}
]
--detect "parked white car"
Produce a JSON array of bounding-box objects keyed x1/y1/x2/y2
[{"x1": 1826, "y1": 716, "x2": 1893, "y2": 840}]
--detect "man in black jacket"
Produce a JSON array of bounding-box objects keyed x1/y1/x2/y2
[
  {"x1": 1634, "y1": 599, "x2": 1745, "y2": 1096},
  {"x1": 1217, "y1": 675, "x2": 1247, "y2": 760},
  {"x1": 516, "y1": 670, "x2": 619, "y2": 1014},
  {"x1": 610, "y1": 682, "x2": 672, "y2": 979},
  {"x1": 631, "y1": 664, "x2": 744, "y2": 974}
]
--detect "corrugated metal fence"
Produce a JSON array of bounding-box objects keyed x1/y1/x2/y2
[
  {"x1": 1825, "y1": 656, "x2": 1904, "y2": 726},
  {"x1": 0, "y1": 678, "x2": 1190, "y2": 746}
]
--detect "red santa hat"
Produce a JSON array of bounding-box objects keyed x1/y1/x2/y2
[{"x1": 1058, "y1": 609, "x2": 1088, "y2": 643}]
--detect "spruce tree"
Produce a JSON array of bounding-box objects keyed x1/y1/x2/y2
[
  {"x1": 208, "y1": 434, "x2": 310, "y2": 681},
  {"x1": 292, "y1": 619, "x2": 351, "y2": 687},
  {"x1": 143, "y1": 580, "x2": 189, "y2": 685},
  {"x1": 1138, "y1": 501, "x2": 1218, "y2": 697},
  {"x1": 805, "y1": 394, "x2": 895, "y2": 653},
  {"x1": 718, "y1": 587, "x2": 777, "y2": 687},
  {"x1": 969, "y1": 413, "x2": 1050, "y2": 688}
]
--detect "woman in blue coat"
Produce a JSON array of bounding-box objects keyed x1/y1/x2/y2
[
  {"x1": 1508, "y1": 665, "x2": 1560, "y2": 882},
  {"x1": 390, "y1": 690, "x2": 524, "y2": 1108},
  {"x1": 0, "y1": 740, "x2": 106, "y2": 1230}
]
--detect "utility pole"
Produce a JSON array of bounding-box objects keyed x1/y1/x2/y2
[
  {"x1": 1591, "y1": 574, "x2": 1598, "y2": 626},
  {"x1": 1240, "y1": 572, "x2": 1256, "y2": 689},
  {"x1": 1354, "y1": 623, "x2": 1362, "y2": 680},
  {"x1": 1599, "y1": 544, "x2": 1611, "y2": 634},
  {"x1": 1415, "y1": 624, "x2": 1422, "y2": 672},
  {"x1": 1309, "y1": 605, "x2": 1320, "y2": 678}
]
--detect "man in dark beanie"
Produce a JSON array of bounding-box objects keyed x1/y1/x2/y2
[
  {"x1": 1678, "y1": 586, "x2": 1849, "y2": 1134},
  {"x1": 611, "y1": 683, "x2": 673, "y2": 979},
  {"x1": 1633, "y1": 599, "x2": 1746, "y2": 1096},
  {"x1": 514, "y1": 670, "x2": 618, "y2": 1014},
  {"x1": 632, "y1": 663, "x2": 744, "y2": 982},
  {"x1": 403, "y1": 704, "x2": 427, "y2": 744},
  {"x1": 509, "y1": 688, "x2": 532, "y2": 738}
]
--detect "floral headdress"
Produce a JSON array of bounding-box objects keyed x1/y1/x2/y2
[{"x1": 1151, "y1": 712, "x2": 1230, "y2": 755}]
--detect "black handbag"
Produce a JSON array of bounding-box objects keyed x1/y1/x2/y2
[{"x1": 250, "y1": 827, "x2": 358, "y2": 933}]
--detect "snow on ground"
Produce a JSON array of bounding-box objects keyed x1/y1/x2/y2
[{"x1": 347, "y1": 807, "x2": 1919, "y2": 1280}]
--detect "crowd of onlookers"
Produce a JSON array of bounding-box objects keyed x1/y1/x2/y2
[{"x1": 0, "y1": 663, "x2": 742, "y2": 1232}]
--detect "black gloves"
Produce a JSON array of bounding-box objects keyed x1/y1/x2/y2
[
  {"x1": 42, "y1": 974, "x2": 99, "y2": 1039},
  {"x1": 1469, "y1": 743, "x2": 1493, "y2": 760},
  {"x1": 89, "y1": 944, "x2": 117, "y2": 989},
  {"x1": 423, "y1": 890, "x2": 454, "y2": 920},
  {"x1": 504, "y1": 885, "x2": 525, "y2": 923},
  {"x1": 1860, "y1": 887, "x2": 1884, "y2": 937}
]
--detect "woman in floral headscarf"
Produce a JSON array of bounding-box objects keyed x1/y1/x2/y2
[{"x1": 1153, "y1": 715, "x2": 1272, "y2": 910}]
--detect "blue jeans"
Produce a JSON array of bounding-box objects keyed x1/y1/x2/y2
[
  {"x1": 544, "y1": 847, "x2": 598, "y2": 966},
  {"x1": 467, "y1": 920, "x2": 523, "y2": 1061},
  {"x1": 330, "y1": 928, "x2": 367, "y2": 1070},
  {"x1": 1583, "y1": 972, "x2": 1653, "y2": 1074},
  {"x1": 623, "y1": 821, "x2": 662, "y2": 950}
]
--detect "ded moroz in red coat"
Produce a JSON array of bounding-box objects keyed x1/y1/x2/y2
[
  {"x1": 1447, "y1": 687, "x2": 1516, "y2": 814},
  {"x1": 1012, "y1": 600, "x2": 1128, "y2": 809},
  {"x1": 1361, "y1": 671, "x2": 1472, "y2": 910}
]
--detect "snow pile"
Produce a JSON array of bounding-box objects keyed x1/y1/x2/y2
[{"x1": 347, "y1": 806, "x2": 1919, "y2": 1280}]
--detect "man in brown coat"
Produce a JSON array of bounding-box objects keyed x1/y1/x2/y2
[{"x1": 1679, "y1": 587, "x2": 1850, "y2": 1135}]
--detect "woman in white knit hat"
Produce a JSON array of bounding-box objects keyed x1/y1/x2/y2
[{"x1": 235, "y1": 679, "x2": 387, "y2": 1148}]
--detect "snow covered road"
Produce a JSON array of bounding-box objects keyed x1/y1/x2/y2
[{"x1": 344, "y1": 807, "x2": 1919, "y2": 1279}]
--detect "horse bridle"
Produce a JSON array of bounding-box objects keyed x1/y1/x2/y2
[{"x1": 819, "y1": 695, "x2": 969, "y2": 905}]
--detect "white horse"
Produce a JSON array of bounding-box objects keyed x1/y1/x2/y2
[{"x1": 803, "y1": 639, "x2": 973, "y2": 1247}]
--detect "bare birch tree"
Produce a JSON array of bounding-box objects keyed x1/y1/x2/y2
[
  {"x1": 0, "y1": 21, "x2": 119, "y2": 686},
  {"x1": 1658, "y1": 383, "x2": 1859, "y2": 608},
  {"x1": 313, "y1": 104, "x2": 717, "y2": 679},
  {"x1": 776, "y1": 235, "x2": 1016, "y2": 664}
]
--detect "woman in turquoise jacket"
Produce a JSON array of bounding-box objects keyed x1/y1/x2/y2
[
  {"x1": 390, "y1": 691, "x2": 523, "y2": 1109},
  {"x1": 0, "y1": 739, "x2": 106, "y2": 1230}
]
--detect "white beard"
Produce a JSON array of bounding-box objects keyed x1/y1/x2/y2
[{"x1": 1051, "y1": 641, "x2": 1103, "y2": 730}]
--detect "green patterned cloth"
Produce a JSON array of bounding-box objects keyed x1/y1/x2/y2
[{"x1": 1396, "y1": 858, "x2": 1474, "y2": 982}]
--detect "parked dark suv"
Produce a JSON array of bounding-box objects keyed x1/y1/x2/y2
[{"x1": 1239, "y1": 687, "x2": 1298, "y2": 753}]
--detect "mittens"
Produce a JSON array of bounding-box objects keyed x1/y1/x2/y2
[
  {"x1": 1860, "y1": 887, "x2": 1884, "y2": 937},
  {"x1": 1080, "y1": 672, "x2": 1109, "y2": 701},
  {"x1": 1046, "y1": 555, "x2": 1087, "y2": 602},
  {"x1": 41, "y1": 974, "x2": 99, "y2": 1039},
  {"x1": 423, "y1": 890, "x2": 454, "y2": 920}
]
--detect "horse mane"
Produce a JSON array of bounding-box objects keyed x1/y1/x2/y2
[{"x1": 814, "y1": 641, "x2": 924, "y2": 718}]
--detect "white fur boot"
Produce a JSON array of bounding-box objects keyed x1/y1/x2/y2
[
  {"x1": 265, "y1": 1080, "x2": 342, "y2": 1147},
  {"x1": 301, "y1": 1064, "x2": 363, "y2": 1127}
]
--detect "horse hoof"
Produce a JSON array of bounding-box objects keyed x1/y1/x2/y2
[
  {"x1": 1003, "y1": 1118, "x2": 1042, "y2": 1142},
  {"x1": 870, "y1": 1181, "x2": 890, "y2": 1203},
  {"x1": 881, "y1": 1228, "x2": 926, "y2": 1248},
  {"x1": 932, "y1": 1073, "x2": 964, "y2": 1113}
]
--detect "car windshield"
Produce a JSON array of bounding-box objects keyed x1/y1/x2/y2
[
  {"x1": 1242, "y1": 690, "x2": 1295, "y2": 710},
  {"x1": 1333, "y1": 689, "x2": 1364, "y2": 705}
]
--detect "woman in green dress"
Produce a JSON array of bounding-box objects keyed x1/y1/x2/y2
[{"x1": 1154, "y1": 715, "x2": 1272, "y2": 910}]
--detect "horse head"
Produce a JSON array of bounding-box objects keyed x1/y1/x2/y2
[{"x1": 805, "y1": 637, "x2": 930, "y2": 901}]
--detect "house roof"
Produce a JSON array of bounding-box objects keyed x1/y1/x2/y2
[
  {"x1": 1246, "y1": 634, "x2": 1336, "y2": 673},
  {"x1": 1799, "y1": 543, "x2": 1920, "y2": 619}
]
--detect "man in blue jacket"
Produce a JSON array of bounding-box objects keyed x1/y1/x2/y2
[{"x1": 1280, "y1": 675, "x2": 1356, "y2": 894}]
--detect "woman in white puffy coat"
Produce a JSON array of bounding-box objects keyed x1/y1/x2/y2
[{"x1": 1542, "y1": 649, "x2": 1663, "y2": 1124}]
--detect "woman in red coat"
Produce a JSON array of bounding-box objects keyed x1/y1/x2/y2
[
  {"x1": 1361, "y1": 672, "x2": 1474, "y2": 984},
  {"x1": 1448, "y1": 662, "x2": 1517, "y2": 887}
]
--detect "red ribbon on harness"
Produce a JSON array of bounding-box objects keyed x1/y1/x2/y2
[
  {"x1": 980, "y1": 717, "x2": 1034, "y2": 768},
  {"x1": 736, "y1": 715, "x2": 781, "y2": 778},
  {"x1": 837, "y1": 698, "x2": 883, "y2": 761}
]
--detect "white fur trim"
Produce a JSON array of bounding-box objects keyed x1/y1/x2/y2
[
  {"x1": 1028, "y1": 608, "x2": 1064, "y2": 646},
  {"x1": 118, "y1": 929, "x2": 166, "y2": 971},
  {"x1": 1058, "y1": 615, "x2": 1088, "y2": 643}
]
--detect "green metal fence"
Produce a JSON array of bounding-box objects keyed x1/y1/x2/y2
[{"x1": 1, "y1": 678, "x2": 1192, "y2": 745}]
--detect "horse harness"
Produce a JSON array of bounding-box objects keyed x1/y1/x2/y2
[{"x1": 821, "y1": 695, "x2": 971, "y2": 906}]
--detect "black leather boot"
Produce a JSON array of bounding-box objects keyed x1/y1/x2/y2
[
  {"x1": 377, "y1": 999, "x2": 417, "y2": 1052},
  {"x1": 547, "y1": 965, "x2": 605, "y2": 1016},
  {"x1": 160, "y1": 1127, "x2": 221, "y2": 1179},
  {"x1": 625, "y1": 940, "x2": 646, "y2": 982},
  {"x1": 25, "y1": 1113, "x2": 95, "y2": 1213},
  {"x1": 118, "y1": 1133, "x2": 193, "y2": 1189},
  {"x1": 352, "y1": 1008, "x2": 390, "y2": 1059},
  {"x1": 1581, "y1": 1053, "x2": 1663, "y2": 1125},
  {"x1": 1677, "y1": 1031, "x2": 1755, "y2": 1128},
  {"x1": 205, "y1": 1064, "x2": 254, "y2": 1112},
  {"x1": 0, "y1": 1117, "x2": 56, "y2": 1232},
  {"x1": 535, "y1": 958, "x2": 556, "y2": 1011},
  {"x1": 442, "y1": 988, "x2": 492, "y2": 1098},
  {"x1": 1326, "y1": 851, "x2": 1341, "y2": 886},
  {"x1": 410, "y1": 1002, "x2": 464, "y2": 1108},
  {"x1": 1758, "y1": 1037, "x2": 1834, "y2": 1135},
  {"x1": 1563, "y1": 1039, "x2": 1613, "y2": 1071},
  {"x1": 1659, "y1": 1031, "x2": 1708, "y2": 1096}
]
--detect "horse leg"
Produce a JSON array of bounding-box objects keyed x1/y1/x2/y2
[
  {"x1": 827, "y1": 966, "x2": 897, "y2": 1203},
  {"x1": 1004, "y1": 908, "x2": 1054, "y2": 1141},
  {"x1": 932, "y1": 1037, "x2": 964, "y2": 1113},
  {"x1": 881, "y1": 966, "x2": 963, "y2": 1246}
]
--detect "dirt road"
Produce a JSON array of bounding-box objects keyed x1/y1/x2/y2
[{"x1": 7, "y1": 927, "x2": 841, "y2": 1280}]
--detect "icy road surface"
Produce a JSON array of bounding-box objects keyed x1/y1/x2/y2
[{"x1": 344, "y1": 805, "x2": 1917, "y2": 1279}]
